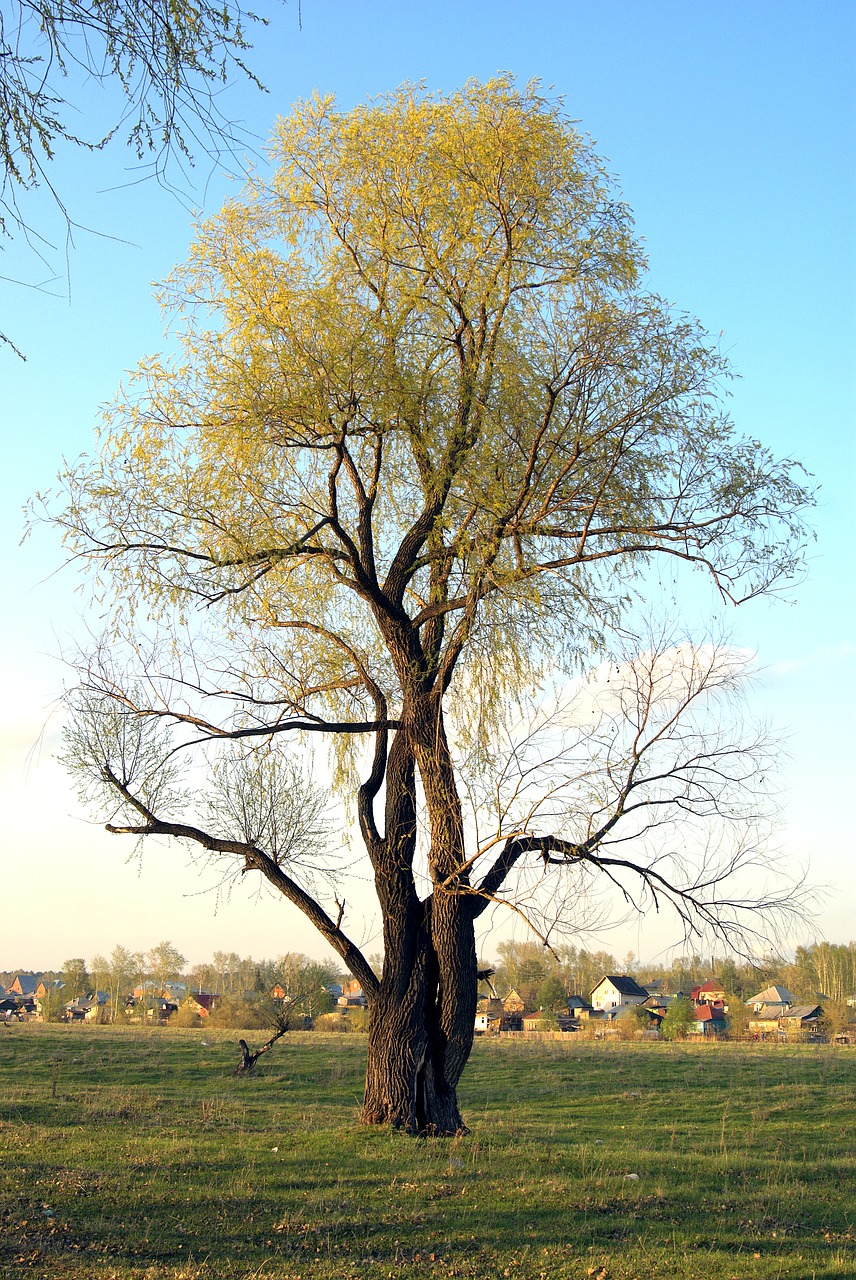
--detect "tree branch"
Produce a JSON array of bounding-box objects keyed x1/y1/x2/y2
[{"x1": 101, "y1": 766, "x2": 379, "y2": 1000}]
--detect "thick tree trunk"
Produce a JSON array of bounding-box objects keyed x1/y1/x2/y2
[
  {"x1": 361, "y1": 898, "x2": 476, "y2": 1135},
  {"x1": 359, "y1": 690, "x2": 478, "y2": 1134}
]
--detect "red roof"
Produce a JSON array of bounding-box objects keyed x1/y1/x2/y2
[
  {"x1": 690, "y1": 980, "x2": 726, "y2": 1000},
  {"x1": 190, "y1": 991, "x2": 219, "y2": 1011},
  {"x1": 695, "y1": 1004, "x2": 726, "y2": 1022}
]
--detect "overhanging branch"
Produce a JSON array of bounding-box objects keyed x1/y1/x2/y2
[{"x1": 102, "y1": 766, "x2": 379, "y2": 1000}]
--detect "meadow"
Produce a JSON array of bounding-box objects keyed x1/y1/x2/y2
[{"x1": 0, "y1": 1026, "x2": 853, "y2": 1280}]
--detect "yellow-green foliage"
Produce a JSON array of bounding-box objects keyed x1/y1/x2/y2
[{"x1": 53, "y1": 78, "x2": 809, "y2": 793}]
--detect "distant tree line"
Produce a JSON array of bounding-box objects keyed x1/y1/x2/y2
[
  {"x1": 482, "y1": 939, "x2": 856, "y2": 1011},
  {"x1": 6, "y1": 938, "x2": 854, "y2": 1024},
  {"x1": 4, "y1": 943, "x2": 344, "y2": 1024}
]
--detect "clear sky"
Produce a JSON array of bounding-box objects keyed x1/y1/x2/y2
[{"x1": 2, "y1": 0, "x2": 853, "y2": 972}]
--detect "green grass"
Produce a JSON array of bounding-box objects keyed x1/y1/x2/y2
[{"x1": 1, "y1": 1026, "x2": 854, "y2": 1279}]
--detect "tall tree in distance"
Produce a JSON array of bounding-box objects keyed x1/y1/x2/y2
[
  {"x1": 147, "y1": 941, "x2": 187, "y2": 994},
  {"x1": 50, "y1": 79, "x2": 813, "y2": 1133},
  {"x1": 61, "y1": 957, "x2": 90, "y2": 1000}
]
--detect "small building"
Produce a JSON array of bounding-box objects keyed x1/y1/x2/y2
[
  {"x1": 337, "y1": 988, "x2": 366, "y2": 1007},
  {"x1": 151, "y1": 999, "x2": 179, "y2": 1022},
  {"x1": 64, "y1": 992, "x2": 108, "y2": 1022},
  {"x1": 693, "y1": 1004, "x2": 727, "y2": 1036},
  {"x1": 779, "y1": 1004, "x2": 824, "y2": 1038},
  {"x1": 520, "y1": 1010, "x2": 558, "y2": 1031},
  {"x1": 690, "y1": 979, "x2": 728, "y2": 1008},
  {"x1": 745, "y1": 984, "x2": 794, "y2": 1014},
  {"x1": 501, "y1": 989, "x2": 526, "y2": 1014},
  {"x1": 132, "y1": 982, "x2": 159, "y2": 1001},
  {"x1": 480, "y1": 990, "x2": 525, "y2": 1029},
  {"x1": 35, "y1": 979, "x2": 63, "y2": 999},
  {"x1": 566, "y1": 995, "x2": 593, "y2": 1018},
  {"x1": 474, "y1": 997, "x2": 505, "y2": 1034},
  {"x1": 643, "y1": 992, "x2": 680, "y2": 1017},
  {"x1": 6, "y1": 975, "x2": 38, "y2": 998},
  {"x1": 590, "y1": 974, "x2": 648, "y2": 1013},
  {"x1": 184, "y1": 991, "x2": 219, "y2": 1017},
  {"x1": 0, "y1": 997, "x2": 24, "y2": 1021},
  {"x1": 161, "y1": 983, "x2": 188, "y2": 1004},
  {"x1": 748, "y1": 1004, "x2": 786, "y2": 1037}
]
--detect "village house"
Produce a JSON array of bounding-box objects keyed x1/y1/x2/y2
[
  {"x1": 6, "y1": 975, "x2": 38, "y2": 998},
  {"x1": 183, "y1": 991, "x2": 219, "y2": 1018},
  {"x1": 566, "y1": 995, "x2": 593, "y2": 1018},
  {"x1": 748, "y1": 1004, "x2": 788, "y2": 1037},
  {"x1": 746, "y1": 985, "x2": 794, "y2": 1014},
  {"x1": 690, "y1": 979, "x2": 728, "y2": 1008},
  {"x1": 0, "y1": 996, "x2": 27, "y2": 1021},
  {"x1": 337, "y1": 979, "x2": 366, "y2": 1007},
  {"x1": 590, "y1": 974, "x2": 648, "y2": 1013},
  {"x1": 64, "y1": 992, "x2": 108, "y2": 1022},
  {"x1": 779, "y1": 1005, "x2": 824, "y2": 1038},
  {"x1": 161, "y1": 982, "x2": 188, "y2": 1004},
  {"x1": 474, "y1": 997, "x2": 505, "y2": 1034},
  {"x1": 474, "y1": 993, "x2": 529, "y2": 1033},
  {"x1": 337, "y1": 988, "x2": 366, "y2": 1007},
  {"x1": 693, "y1": 1004, "x2": 727, "y2": 1036},
  {"x1": 35, "y1": 980, "x2": 63, "y2": 1000},
  {"x1": 501, "y1": 988, "x2": 525, "y2": 1013},
  {"x1": 520, "y1": 1010, "x2": 554, "y2": 1031},
  {"x1": 643, "y1": 992, "x2": 677, "y2": 1018},
  {"x1": 131, "y1": 982, "x2": 159, "y2": 1002}
]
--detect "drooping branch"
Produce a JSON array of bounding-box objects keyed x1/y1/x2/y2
[
  {"x1": 101, "y1": 765, "x2": 379, "y2": 1000},
  {"x1": 450, "y1": 637, "x2": 803, "y2": 948}
]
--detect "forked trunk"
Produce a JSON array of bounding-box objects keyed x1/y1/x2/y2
[{"x1": 361, "y1": 897, "x2": 477, "y2": 1134}]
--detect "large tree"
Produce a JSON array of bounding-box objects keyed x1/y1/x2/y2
[{"x1": 51, "y1": 80, "x2": 811, "y2": 1133}]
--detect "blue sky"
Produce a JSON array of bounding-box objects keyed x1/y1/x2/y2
[{"x1": 2, "y1": 0, "x2": 853, "y2": 970}]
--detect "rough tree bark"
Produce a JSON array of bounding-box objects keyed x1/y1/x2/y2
[
  {"x1": 357, "y1": 690, "x2": 477, "y2": 1133},
  {"x1": 362, "y1": 897, "x2": 476, "y2": 1134}
]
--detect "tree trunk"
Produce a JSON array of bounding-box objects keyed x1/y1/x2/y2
[
  {"x1": 361, "y1": 898, "x2": 476, "y2": 1135},
  {"x1": 359, "y1": 692, "x2": 477, "y2": 1134}
]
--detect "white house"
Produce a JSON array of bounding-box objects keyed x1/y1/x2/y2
[
  {"x1": 745, "y1": 984, "x2": 794, "y2": 1014},
  {"x1": 589, "y1": 974, "x2": 648, "y2": 1013}
]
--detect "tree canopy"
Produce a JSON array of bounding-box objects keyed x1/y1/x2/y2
[{"x1": 49, "y1": 79, "x2": 814, "y2": 1132}]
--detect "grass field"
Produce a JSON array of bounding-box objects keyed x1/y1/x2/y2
[{"x1": 0, "y1": 1026, "x2": 853, "y2": 1280}]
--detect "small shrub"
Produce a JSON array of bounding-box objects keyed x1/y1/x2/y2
[
  {"x1": 348, "y1": 1007, "x2": 370, "y2": 1033},
  {"x1": 174, "y1": 999, "x2": 202, "y2": 1027},
  {"x1": 314, "y1": 1011, "x2": 354, "y2": 1033},
  {"x1": 660, "y1": 997, "x2": 696, "y2": 1041},
  {"x1": 208, "y1": 995, "x2": 274, "y2": 1029},
  {"x1": 614, "y1": 1004, "x2": 650, "y2": 1040}
]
